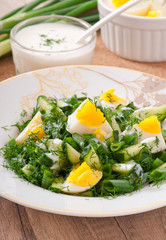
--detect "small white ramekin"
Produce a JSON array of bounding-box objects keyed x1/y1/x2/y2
[
  {"x1": 98, "y1": 0, "x2": 166, "y2": 62},
  {"x1": 10, "y1": 15, "x2": 96, "y2": 74}
]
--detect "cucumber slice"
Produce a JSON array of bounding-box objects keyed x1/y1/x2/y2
[
  {"x1": 46, "y1": 139, "x2": 68, "y2": 169},
  {"x1": 66, "y1": 143, "x2": 80, "y2": 164},
  {"x1": 49, "y1": 177, "x2": 63, "y2": 193},
  {"x1": 64, "y1": 137, "x2": 79, "y2": 151},
  {"x1": 39, "y1": 154, "x2": 53, "y2": 167},
  {"x1": 57, "y1": 100, "x2": 69, "y2": 108},
  {"x1": 113, "y1": 143, "x2": 145, "y2": 162},
  {"x1": 84, "y1": 146, "x2": 101, "y2": 170},
  {"x1": 46, "y1": 138, "x2": 62, "y2": 151},
  {"x1": 21, "y1": 164, "x2": 34, "y2": 176},
  {"x1": 112, "y1": 161, "x2": 136, "y2": 175},
  {"x1": 37, "y1": 95, "x2": 55, "y2": 112},
  {"x1": 132, "y1": 105, "x2": 166, "y2": 121},
  {"x1": 110, "y1": 116, "x2": 121, "y2": 133},
  {"x1": 104, "y1": 108, "x2": 121, "y2": 133},
  {"x1": 41, "y1": 170, "x2": 53, "y2": 189}
]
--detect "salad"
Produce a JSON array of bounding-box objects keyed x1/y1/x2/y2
[{"x1": 1, "y1": 89, "x2": 166, "y2": 197}]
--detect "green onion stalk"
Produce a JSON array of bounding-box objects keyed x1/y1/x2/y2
[
  {"x1": 102, "y1": 179, "x2": 134, "y2": 194},
  {"x1": 0, "y1": 0, "x2": 98, "y2": 58},
  {"x1": 0, "y1": 39, "x2": 11, "y2": 57}
]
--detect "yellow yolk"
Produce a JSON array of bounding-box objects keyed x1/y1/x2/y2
[
  {"x1": 25, "y1": 113, "x2": 45, "y2": 139},
  {"x1": 25, "y1": 112, "x2": 42, "y2": 134},
  {"x1": 137, "y1": 116, "x2": 161, "y2": 134},
  {"x1": 28, "y1": 124, "x2": 46, "y2": 139},
  {"x1": 146, "y1": 10, "x2": 161, "y2": 17},
  {"x1": 93, "y1": 128, "x2": 106, "y2": 141},
  {"x1": 76, "y1": 99, "x2": 105, "y2": 127},
  {"x1": 99, "y1": 89, "x2": 125, "y2": 104},
  {"x1": 112, "y1": 0, "x2": 129, "y2": 8},
  {"x1": 68, "y1": 162, "x2": 101, "y2": 187}
]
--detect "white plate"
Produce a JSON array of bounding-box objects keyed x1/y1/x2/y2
[{"x1": 0, "y1": 65, "x2": 166, "y2": 217}]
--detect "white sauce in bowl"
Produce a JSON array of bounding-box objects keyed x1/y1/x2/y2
[
  {"x1": 15, "y1": 23, "x2": 86, "y2": 52},
  {"x1": 11, "y1": 21, "x2": 96, "y2": 74}
]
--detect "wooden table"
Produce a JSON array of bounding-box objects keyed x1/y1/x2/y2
[{"x1": 0, "y1": 1, "x2": 166, "y2": 239}]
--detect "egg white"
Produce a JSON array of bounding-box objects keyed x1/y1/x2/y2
[
  {"x1": 100, "y1": 99, "x2": 124, "y2": 109},
  {"x1": 67, "y1": 100, "x2": 112, "y2": 135},
  {"x1": 141, "y1": 136, "x2": 166, "y2": 153},
  {"x1": 47, "y1": 138, "x2": 63, "y2": 151}
]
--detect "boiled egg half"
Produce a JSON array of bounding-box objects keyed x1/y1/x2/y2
[
  {"x1": 99, "y1": 89, "x2": 125, "y2": 109},
  {"x1": 16, "y1": 111, "x2": 45, "y2": 144},
  {"x1": 132, "y1": 116, "x2": 166, "y2": 152},
  {"x1": 67, "y1": 99, "x2": 112, "y2": 139},
  {"x1": 61, "y1": 162, "x2": 102, "y2": 193}
]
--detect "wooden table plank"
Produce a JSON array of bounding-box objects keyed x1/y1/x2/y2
[
  {"x1": 116, "y1": 207, "x2": 166, "y2": 240},
  {"x1": 20, "y1": 206, "x2": 127, "y2": 240},
  {"x1": 0, "y1": 198, "x2": 26, "y2": 240}
]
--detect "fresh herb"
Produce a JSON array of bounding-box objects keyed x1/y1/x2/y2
[
  {"x1": 40, "y1": 34, "x2": 65, "y2": 48},
  {"x1": 1, "y1": 125, "x2": 10, "y2": 131}
]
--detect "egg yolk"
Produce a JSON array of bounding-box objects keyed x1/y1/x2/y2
[
  {"x1": 138, "y1": 116, "x2": 161, "y2": 134},
  {"x1": 25, "y1": 113, "x2": 46, "y2": 139},
  {"x1": 76, "y1": 99, "x2": 105, "y2": 127},
  {"x1": 146, "y1": 10, "x2": 161, "y2": 17},
  {"x1": 68, "y1": 162, "x2": 101, "y2": 187},
  {"x1": 30, "y1": 125, "x2": 46, "y2": 139},
  {"x1": 26, "y1": 112, "x2": 43, "y2": 132},
  {"x1": 99, "y1": 89, "x2": 125, "y2": 104},
  {"x1": 93, "y1": 128, "x2": 106, "y2": 141},
  {"x1": 112, "y1": 0, "x2": 129, "y2": 8}
]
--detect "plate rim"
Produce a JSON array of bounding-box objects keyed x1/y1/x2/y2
[
  {"x1": 1, "y1": 65, "x2": 166, "y2": 86},
  {"x1": 1, "y1": 190, "x2": 166, "y2": 217}
]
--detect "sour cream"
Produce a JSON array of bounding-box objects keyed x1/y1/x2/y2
[{"x1": 11, "y1": 18, "x2": 96, "y2": 74}]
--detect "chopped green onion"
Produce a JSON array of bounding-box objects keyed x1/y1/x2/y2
[
  {"x1": 110, "y1": 141, "x2": 125, "y2": 152},
  {"x1": 102, "y1": 163, "x2": 112, "y2": 178},
  {"x1": 149, "y1": 168, "x2": 166, "y2": 182},
  {"x1": 102, "y1": 179, "x2": 134, "y2": 193},
  {"x1": 152, "y1": 158, "x2": 164, "y2": 170}
]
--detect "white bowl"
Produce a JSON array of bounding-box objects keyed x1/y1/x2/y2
[
  {"x1": 10, "y1": 15, "x2": 96, "y2": 74},
  {"x1": 98, "y1": 0, "x2": 166, "y2": 62}
]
